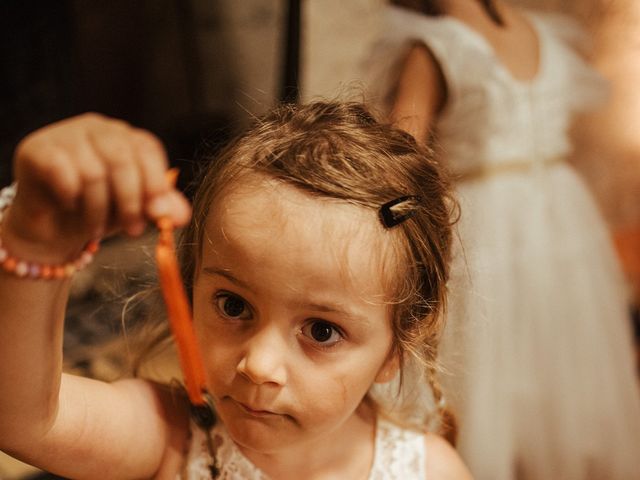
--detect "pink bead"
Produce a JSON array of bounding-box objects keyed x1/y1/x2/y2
[
  {"x1": 15, "y1": 261, "x2": 28, "y2": 277},
  {"x1": 29, "y1": 264, "x2": 41, "y2": 278},
  {"x1": 80, "y1": 252, "x2": 93, "y2": 266}
]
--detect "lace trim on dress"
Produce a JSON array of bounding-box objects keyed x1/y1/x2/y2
[
  {"x1": 179, "y1": 422, "x2": 268, "y2": 480},
  {"x1": 369, "y1": 418, "x2": 427, "y2": 479},
  {"x1": 179, "y1": 417, "x2": 426, "y2": 479}
]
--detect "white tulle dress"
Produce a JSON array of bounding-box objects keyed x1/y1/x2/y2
[{"x1": 366, "y1": 6, "x2": 640, "y2": 479}]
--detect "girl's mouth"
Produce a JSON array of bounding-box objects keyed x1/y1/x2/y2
[{"x1": 236, "y1": 400, "x2": 278, "y2": 417}]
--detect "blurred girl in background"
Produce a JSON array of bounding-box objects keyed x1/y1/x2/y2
[{"x1": 365, "y1": 0, "x2": 640, "y2": 477}]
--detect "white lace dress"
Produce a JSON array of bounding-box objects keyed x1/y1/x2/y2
[
  {"x1": 365, "y1": 6, "x2": 640, "y2": 480},
  {"x1": 178, "y1": 417, "x2": 427, "y2": 479}
]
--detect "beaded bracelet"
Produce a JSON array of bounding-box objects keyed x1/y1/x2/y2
[{"x1": 0, "y1": 183, "x2": 100, "y2": 279}]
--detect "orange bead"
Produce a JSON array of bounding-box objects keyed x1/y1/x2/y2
[
  {"x1": 52, "y1": 266, "x2": 66, "y2": 279},
  {"x1": 41, "y1": 265, "x2": 52, "y2": 279},
  {"x1": 3, "y1": 257, "x2": 16, "y2": 272},
  {"x1": 86, "y1": 240, "x2": 100, "y2": 254}
]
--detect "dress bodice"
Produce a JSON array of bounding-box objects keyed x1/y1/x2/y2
[
  {"x1": 368, "y1": 6, "x2": 607, "y2": 177},
  {"x1": 179, "y1": 416, "x2": 427, "y2": 479}
]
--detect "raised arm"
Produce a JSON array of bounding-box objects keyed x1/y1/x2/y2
[
  {"x1": 0, "y1": 114, "x2": 191, "y2": 479},
  {"x1": 390, "y1": 43, "x2": 447, "y2": 144}
]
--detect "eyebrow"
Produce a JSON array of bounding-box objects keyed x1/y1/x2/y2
[
  {"x1": 202, "y1": 267, "x2": 254, "y2": 292},
  {"x1": 201, "y1": 267, "x2": 373, "y2": 325}
]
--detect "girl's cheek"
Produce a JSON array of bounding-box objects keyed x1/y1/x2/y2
[
  {"x1": 203, "y1": 345, "x2": 237, "y2": 388},
  {"x1": 195, "y1": 323, "x2": 232, "y2": 368},
  {"x1": 200, "y1": 333, "x2": 230, "y2": 361}
]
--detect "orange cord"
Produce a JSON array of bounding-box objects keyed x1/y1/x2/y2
[{"x1": 155, "y1": 169, "x2": 209, "y2": 407}]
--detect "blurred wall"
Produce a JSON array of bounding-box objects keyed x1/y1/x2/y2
[
  {"x1": 0, "y1": 0, "x2": 286, "y2": 190},
  {"x1": 301, "y1": 0, "x2": 385, "y2": 101},
  {"x1": 190, "y1": 0, "x2": 286, "y2": 122}
]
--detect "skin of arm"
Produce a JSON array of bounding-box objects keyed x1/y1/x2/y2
[
  {"x1": 389, "y1": 43, "x2": 447, "y2": 144},
  {"x1": 424, "y1": 434, "x2": 475, "y2": 479},
  {"x1": 0, "y1": 113, "x2": 191, "y2": 479}
]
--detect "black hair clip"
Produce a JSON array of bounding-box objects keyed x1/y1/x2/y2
[{"x1": 379, "y1": 195, "x2": 421, "y2": 228}]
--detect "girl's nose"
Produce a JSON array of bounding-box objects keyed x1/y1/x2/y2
[{"x1": 236, "y1": 327, "x2": 288, "y2": 386}]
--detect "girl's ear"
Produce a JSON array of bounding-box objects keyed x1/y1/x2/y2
[{"x1": 374, "y1": 351, "x2": 400, "y2": 384}]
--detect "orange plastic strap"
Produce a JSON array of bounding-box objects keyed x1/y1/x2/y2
[{"x1": 155, "y1": 169, "x2": 208, "y2": 407}]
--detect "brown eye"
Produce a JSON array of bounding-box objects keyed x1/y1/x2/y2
[
  {"x1": 301, "y1": 320, "x2": 342, "y2": 346},
  {"x1": 215, "y1": 292, "x2": 252, "y2": 320}
]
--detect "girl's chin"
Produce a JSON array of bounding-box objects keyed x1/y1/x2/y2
[
  {"x1": 214, "y1": 401, "x2": 295, "y2": 451},
  {"x1": 224, "y1": 418, "x2": 299, "y2": 455}
]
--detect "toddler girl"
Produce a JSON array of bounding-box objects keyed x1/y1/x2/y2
[{"x1": 0, "y1": 102, "x2": 472, "y2": 479}]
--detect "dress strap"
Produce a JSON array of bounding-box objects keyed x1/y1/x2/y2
[{"x1": 368, "y1": 418, "x2": 427, "y2": 479}]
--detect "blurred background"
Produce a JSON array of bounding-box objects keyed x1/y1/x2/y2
[
  {"x1": 0, "y1": 0, "x2": 638, "y2": 478},
  {"x1": 0, "y1": 0, "x2": 293, "y2": 192}
]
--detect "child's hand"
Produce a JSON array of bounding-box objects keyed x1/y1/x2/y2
[{"x1": 4, "y1": 113, "x2": 191, "y2": 264}]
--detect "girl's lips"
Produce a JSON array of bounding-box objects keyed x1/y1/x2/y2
[{"x1": 236, "y1": 400, "x2": 278, "y2": 417}]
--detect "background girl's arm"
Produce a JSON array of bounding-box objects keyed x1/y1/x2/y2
[
  {"x1": 0, "y1": 114, "x2": 191, "y2": 479},
  {"x1": 390, "y1": 43, "x2": 447, "y2": 144}
]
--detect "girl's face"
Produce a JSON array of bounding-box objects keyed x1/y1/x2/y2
[{"x1": 192, "y1": 176, "x2": 398, "y2": 454}]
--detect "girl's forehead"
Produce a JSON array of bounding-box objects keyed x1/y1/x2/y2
[
  {"x1": 207, "y1": 178, "x2": 367, "y2": 248},
  {"x1": 203, "y1": 178, "x2": 399, "y2": 299},
  {"x1": 212, "y1": 177, "x2": 365, "y2": 230}
]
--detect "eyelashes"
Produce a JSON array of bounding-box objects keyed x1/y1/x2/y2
[
  {"x1": 212, "y1": 291, "x2": 345, "y2": 348},
  {"x1": 301, "y1": 321, "x2": 343, "y2": 347},
  {"x1": 215, "y1": 292, "x2": 252, "y2": 320}
]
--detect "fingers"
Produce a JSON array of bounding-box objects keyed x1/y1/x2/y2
[
  {"x1": 147, "y1": 190, "x2": 192, "y2": 227},
  {"x1": 12, "y1": 113, "x2": 190, "y2": 241},
  {"x1": 87, "y1": 125, "x2": 145, "y2": 236},
  {"x1": 130, "y1": 128, "x2": 192, "y2": 227},
  {"x1": 71, "y1": 140, "x2": 110, "y2": 238},
  {"x1": 15, "y1": 142, "x2": 82, "y2": 210},
  {"x1": 131, "y1": 128, "x2": 170, "y2": 199}
]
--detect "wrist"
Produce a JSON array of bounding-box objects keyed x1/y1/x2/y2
[{"x1": 0, "y1": 184, "x2": 99, "y2": 279}]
